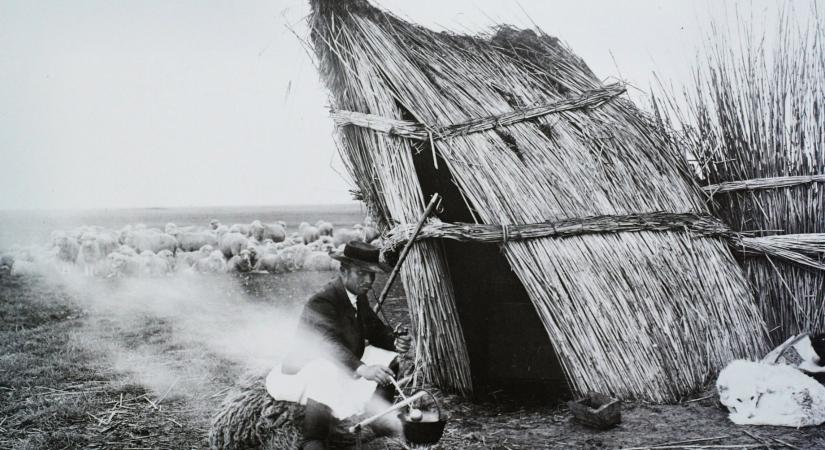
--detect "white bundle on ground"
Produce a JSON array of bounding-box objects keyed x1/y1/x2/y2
[{"x1": 717, "y1": 360, "x2": 825, "y2": 427}]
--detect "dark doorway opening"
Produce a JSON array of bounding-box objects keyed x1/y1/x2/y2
[{"x1": 407, "y1": 130, "x2": 570, "y2": 403}]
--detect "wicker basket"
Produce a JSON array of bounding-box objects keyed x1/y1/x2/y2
[{"x1": 567, "y1": 392, "x2": 621, "y2": 430}]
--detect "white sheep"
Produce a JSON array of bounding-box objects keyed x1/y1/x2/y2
[
  {"x1": 176, "y1": 244, "x2": 216, "y2": 271},
  {"x1": 157, "y1": 249, "x2": 176, "y2": 272},
  {"x1": 717, "y1": 359, "x2": 825, "y2": 427},
  {"x1": 174, "y1": 250, "x2": 200, "y2": 271},
  {"x1": 227, "y1": 249, "x2": 253, "y2": 273},
  {"x1": 333, "y1": 228, "x2": 364, "y2": 247},
  {"x1": 52, "y1": 231, "x2": 80, "y2": 263},
  {"x1": 249, "y1": 221, "x2": 286, "y2": 243},
  {"x1": 303, "y1": 251, "x2": 339, "y2": 271},
  {"x1": 264, "y1": 223, "x2": 287, "y2": 243},
  {"x1": 174, "y1": 230, "x2": 219, "y2": 252},
  {"x1": 68, "y1": 225, "x2": 97, "y2": 241},
  {"x1": 284, "y1": 244, "x2": 313, "y2": 271},
  {"x1": 165, "y1": 223, "x2": 197, "y2": 235},
  {"x1": 250, "y1": 220, "x2": 286, "y2": 243},
  {"x1": 106, "y1": 252, "x2": 140, "y2": 278},
  {"x1": 219, "y1": 232, "x2": 248, "y2": 259},
  {"x1": 229, "y1": 223, "x2": 251, "y2": 236},
  {"x1": 362, "y1": 225, "x2": 380, "y2": 243},
  {"x1": 124, "y1": 230, "x2": 178, "y2": 254},
  {"x1": 301, "y1": 226, "x2": 320, "y2": 245},
  {"x1": 116, "y1": 245, "x2": 138, "y2": 257},
  {"x1": 83, "y1": 231, "x2": 118, "y2": 256},
  {"x1": 249, "y1": 220, "x2": 266, "y2": 241},
  {"x1": 196, "y1": 250, "x2": 227, "y2": 273},
  {"x1": 254, "y1": 253, "x2": 288, "y2": 273},
  {"x1": 116, "y1": 225, "x2": 133, "y2": 244},
  {"x1": 316, "y1": 221, "x2": 334, "y2": 237},
  {"x1": 76, "y1": 236, "x2": 104, "y2": 276},
  {"x1": 138, "y1": 250, "x2": 172, "y2": 277}
]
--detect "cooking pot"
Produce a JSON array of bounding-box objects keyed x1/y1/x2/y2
[{"x1": 397, "y1": 390, "x2": 446, "y2": 445}]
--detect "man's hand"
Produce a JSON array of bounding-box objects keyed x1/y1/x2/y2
[{"x1": 356, "y1": 364, "x2": 394, "y2": 385}]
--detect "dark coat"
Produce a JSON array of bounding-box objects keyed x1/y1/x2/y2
[{"x1": 282, "y1": 277, "x2": 396, "y2": 374}]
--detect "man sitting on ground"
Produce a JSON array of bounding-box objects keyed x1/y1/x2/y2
[{"x1": 271, "y1": 241, "x2": 411, "y2": 450}]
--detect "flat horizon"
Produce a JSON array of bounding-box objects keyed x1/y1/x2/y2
[{"x1": 0, "y1": 201, "x2": 364, "y2": 214}]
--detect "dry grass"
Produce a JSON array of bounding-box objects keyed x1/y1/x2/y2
[
  {"x1": 0, "y1": 274, "x2": 206, "y2": 450},
  {"x1": 307, "y1": 0, "x2": 768, "y2": 401},
  {"x1": 659, "y1": 10, "x2": 825, "y2": 343}
]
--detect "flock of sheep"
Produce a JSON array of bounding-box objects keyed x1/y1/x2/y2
[{"x1": 7, "y1": 218, "x2": 381, "y2": 278}]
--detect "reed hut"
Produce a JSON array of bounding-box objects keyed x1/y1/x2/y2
[
  {"x1": 308, "y1": 0, "x2": 768, "y2": 402},
  {"x1": 665, "y1": 17, "x2": 825, "y2": 345}
]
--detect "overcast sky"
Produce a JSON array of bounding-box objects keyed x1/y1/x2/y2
[{"x1": 0, "y1": 0, "x2": 815, "y2": 210}]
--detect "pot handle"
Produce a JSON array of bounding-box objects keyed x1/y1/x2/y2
[{"x1": 349, "y1": 390, "x2": 427, "y2": 433}]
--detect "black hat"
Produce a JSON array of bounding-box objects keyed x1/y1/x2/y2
[{"x1": 331, "y1": 240, "x2": 391, "y2": 273}]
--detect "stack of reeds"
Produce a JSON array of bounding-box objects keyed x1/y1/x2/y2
[
  {"x1": 308, "y1": 0, "x2": 768, "y2": 401},
  {"x1": 309, "y1": 0, "x2": 474, "y2": 395},
  {"x1": 662, "y1": 14, "x2": 825, "y2": 344}
]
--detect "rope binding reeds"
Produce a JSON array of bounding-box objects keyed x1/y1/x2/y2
[
  {"x1": 381, "y1": 211, "x2": 825, "y2": 272},
  {"x1": 330, "y1": 83, "x2": 626, "y2": 142},
  {"x1": 702, "y1": 174, "x2": 825, "y2": 196}
]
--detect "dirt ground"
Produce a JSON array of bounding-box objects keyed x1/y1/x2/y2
[{"x1": 2, "y1": 271, "x2": 825, "y2": 449}]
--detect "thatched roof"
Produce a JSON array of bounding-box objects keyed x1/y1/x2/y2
[{"x1": 308, "y1": 0, "x2": 768, "y2": 401}]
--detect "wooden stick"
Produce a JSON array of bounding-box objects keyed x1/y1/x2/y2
[
  {"x1": 154, "y1": 377, "x2": 180, "y2": 407},
  {"x1": 621, "y1": 445, "x2": 765, "y2": 450},
  {"x1": 374, "y1": 193, "x2": 440, "y2": 314},
  {"x1": 348, "y1": 390, "x2": 427, "y2": 433},
  {"x1": 742, "y1": 430, "x2": 772, "y2": 448},
  {"x1": 620, "y1": 435, "x2": 729, "y2": 449},
  {"x1": 771, "y1": 437, "x2": 800, "y2": 449},
  {"x1": 684, "y1": 393, "x2": 715, "y2": 403}
]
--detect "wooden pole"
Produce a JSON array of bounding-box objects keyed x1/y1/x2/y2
[{"x1": 374, "y1": 193, "x2": 441, "y2": 314}]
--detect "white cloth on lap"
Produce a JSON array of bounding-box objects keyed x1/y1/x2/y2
[{"x1": 265, "y1": 345, "x2": 398, "y2": 419}]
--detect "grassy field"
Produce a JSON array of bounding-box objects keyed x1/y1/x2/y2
[
  {"x1": 0, "y1": 274, "x2": 207, "y2": 449},
  {"x1": 3, "y1": 271, "x2": 825, "y2": 449}
]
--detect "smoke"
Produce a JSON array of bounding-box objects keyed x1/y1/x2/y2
[
  {"x1": 10, "y1": 246, "x2": 406, "y2": 429},
  {"x1": 27, "y1": 259, "x2": 335, "y2": 421}
]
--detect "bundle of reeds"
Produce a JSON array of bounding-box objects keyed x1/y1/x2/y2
[
  {"x1": 208, "y1": 371, "x2": 381, "y2": 450},
  {"x1": 308, "y1": 0, "x2": 768, "y2": 401},
  {"x1": 662, "y1": 13, "x2": 825, "y2": 344}
]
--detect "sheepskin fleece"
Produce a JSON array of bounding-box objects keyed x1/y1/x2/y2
[
  {"x1": 717, "y1": 360, "x2": 825, "y2": 427},
  {"x1": 209, "y1": 371, "x2": 389, "y2": 450}
]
